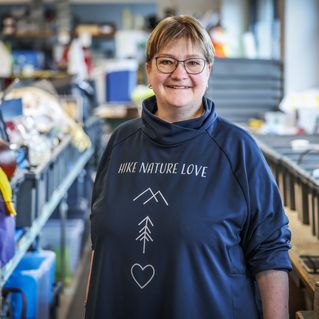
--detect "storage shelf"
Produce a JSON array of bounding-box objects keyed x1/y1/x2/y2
[
  {"x1": 2, "y1": 32, "x2": 54, "y2": 39},
  {"x1": 0, "y1": 146, "x2": 94, "y2": 288}
]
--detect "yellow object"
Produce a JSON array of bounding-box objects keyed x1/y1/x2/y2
[
  {"x1": 0, "y1": 167, "x2": 16, "y2": 216},
  {"x1": 248, "y1": 118, "x2": 264, "y2": 129}
]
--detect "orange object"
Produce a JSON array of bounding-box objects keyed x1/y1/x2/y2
[{"x1": 209, "y1": 25, "x2": 228, "y2": 58}]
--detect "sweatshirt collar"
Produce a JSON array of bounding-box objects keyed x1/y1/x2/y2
[{"x1": 141, "y1": 96, "x2": 217, "y2": 146}]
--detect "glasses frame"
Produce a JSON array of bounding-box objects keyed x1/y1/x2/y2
[{"x1": 154, "y1": 56, "x2": 208, "y2": 75}]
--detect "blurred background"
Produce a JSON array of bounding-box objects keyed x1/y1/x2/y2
[
  {"x1": 0, "y1": 0, "x2": 318, "y2": 94},
  {"x1": 0, "y1": 1, "x2": 319, "y2": 319}
]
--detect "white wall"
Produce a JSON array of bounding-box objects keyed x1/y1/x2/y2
[
  {"x1": 157, "y1": 0, "x2": 220, "y2": 19},
  {"x1": 284, "y1": 0, "x2": 319, "y2": 94},
  {"x1": 255, "y1": 0, "x2": 274, "y2": 58},
  {"x1": 220, "y1": 0, "x2": 248, "y2": 57},
  {"x1": 157, "y1": 0, "x2": 248, "y2": 57}
]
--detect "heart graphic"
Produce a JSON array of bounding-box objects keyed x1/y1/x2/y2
[{"x1": 131, "y1": 263, "x2": 155, "y2": 289}]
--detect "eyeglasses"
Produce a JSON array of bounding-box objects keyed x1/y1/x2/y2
[{"x1": 155, "y1": 56, "x2": 207, "y2": 74}]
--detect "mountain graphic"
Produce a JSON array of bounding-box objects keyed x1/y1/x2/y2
[{"x1": 133, "y1": 188, "x2": 169, "y2": 206}]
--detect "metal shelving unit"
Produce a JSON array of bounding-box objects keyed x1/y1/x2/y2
[{"x1": 0, "y1": 146, "x2": 94, "y2": 312}]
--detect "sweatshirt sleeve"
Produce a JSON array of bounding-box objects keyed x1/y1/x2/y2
[{"x1": 236, "y1": 134, "x2": 292, "y2": 277}]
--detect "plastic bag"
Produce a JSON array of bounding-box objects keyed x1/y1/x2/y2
[{"x1": 0, "y1": 188, "x2": 16, "y2": 267}]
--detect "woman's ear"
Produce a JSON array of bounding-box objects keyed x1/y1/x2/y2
[
  {"x1": 145, "y1": 62, "x2": 152, "y2": 83},
  {"x1": 205, "y1": 63, "x2": 213, "y2": 81},
  {"x1": 145, "y1": 62, "x2": 151, "y2": 75}
]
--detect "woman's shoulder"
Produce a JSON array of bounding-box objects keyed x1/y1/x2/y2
[
  {"x1": 207, "y1": 115, "x2": 266, "y2": 169},
  {"x1": 109, "y1": 117, "x2": 143, "y2": 147},
  {"x1": 212, "y1": 116, "x2": 257, "y2": 147}
]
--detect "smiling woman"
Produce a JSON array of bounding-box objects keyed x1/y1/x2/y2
[
  {"x1": 85, "y1": 15, "x2": 292, "y2": 319},
  {"x1": 145, "y1": 16, "x2": 214, "y2": 123}
]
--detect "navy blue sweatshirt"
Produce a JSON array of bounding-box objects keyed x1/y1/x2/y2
[{"x1": 85, "y1": 96, "x2": 292, "y2": 319}]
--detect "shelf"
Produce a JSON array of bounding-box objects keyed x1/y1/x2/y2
[
  {"x1": 91, "y1": 33, "x2": 115, "y2": 39},
  {"x1": 2, "y1": 32, "x2": 114, "y2": 40},
  {"x1": 0, "y1": 71, "x2": 71, "y2": 80},
  {"x1": 0, "y1": 146, "x2": 94, "y2": 288},
  {"x1": 2, "y1": 32, "x2": 54, "y2": 39}
]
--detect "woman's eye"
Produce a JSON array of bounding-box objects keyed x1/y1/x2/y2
[
  {"x1": 159, "y1": 59, "x2": 174, "y2": 65},
  {"x1": 187, "y1": 60, "x2": 200, "y2": 66}
]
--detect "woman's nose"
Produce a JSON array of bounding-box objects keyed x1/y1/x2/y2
[{"x1": 171, "y1": 62, "x2": 188, "y2": 77}]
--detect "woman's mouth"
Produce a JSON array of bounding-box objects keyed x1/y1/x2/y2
[{"x1": 166, "y1": 85, "x2": 192, "y2": 89}]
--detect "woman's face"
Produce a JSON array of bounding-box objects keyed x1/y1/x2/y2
[{"x1": 146, "y1": 37, "x2": 212, "y2": 116}]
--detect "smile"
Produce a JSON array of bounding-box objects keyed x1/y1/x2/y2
[{"x1": 166, "y1": 85, "x2": 192, "y2": 89}]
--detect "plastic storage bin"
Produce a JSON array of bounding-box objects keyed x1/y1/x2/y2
[
  {"x1": 104, "y1": 59, "x2": 138, "y2": 104},
  {"x1": 39, "y1": 219, "x2": 84, "y2": 282},
  {"x1": 106, "y1": 70, "x2": 137, "y2": 103},
  {"x1": 14, "y1": 162, "x2": 48, "y2": 228},
  {"x1": 38, "y1": 250, "x2": 56, "y2": 305},
  {"x1": 4, "y1": 250, "x2": 56, "y2": 319}
]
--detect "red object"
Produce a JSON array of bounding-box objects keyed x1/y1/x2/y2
[
  {"x1": 83, "y1": 47, "x2": 93, "y2": 74},
  {"x1": 60, "y1": 45, "x2": 69, "y2": 67},
  {"x1": 60, "y1": 44, "x2": 93, "y2": 74},
  {"x1": 0, "y1": 138, "x2": 16, "y2": 179}
]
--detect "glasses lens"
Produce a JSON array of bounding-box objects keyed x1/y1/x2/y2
[
  {"x1": 185, "y1": 58, "x2": 205, "y2": 74},
  {"x1": 156, "y1": 57, "x2": 176, "y2": 73},
  {"x1": 156, "y1": 57, "x2": 206, "y2": 74}
]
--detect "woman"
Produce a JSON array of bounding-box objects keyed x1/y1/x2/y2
[{"x1": 85, "y1": 15, "x2": 291, "y2": 319}]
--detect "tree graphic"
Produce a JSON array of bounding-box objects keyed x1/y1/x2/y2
[{"x1": 136, "y1": 216, "x2": 154, "y2": 254}]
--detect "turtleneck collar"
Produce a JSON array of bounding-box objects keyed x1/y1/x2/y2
[{"x1": 141, "y1": 95, "x2": 217, "y2": 146}]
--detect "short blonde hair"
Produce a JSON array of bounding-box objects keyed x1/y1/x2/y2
[{"x1": 146, "y1": 15, "x2": 215, "y2": 64}]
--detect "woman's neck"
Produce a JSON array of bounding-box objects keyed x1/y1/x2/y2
[{"x1": 155, "y1": 105, "x2": 204, "y2": 123}]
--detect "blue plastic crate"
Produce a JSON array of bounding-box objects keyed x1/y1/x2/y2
[
  {"x1": 4, "y1": 250, "x2": 56, "y2": 319},
  {"x1": 106, "y1": 70, "x2": 137, "y2": 103}
]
